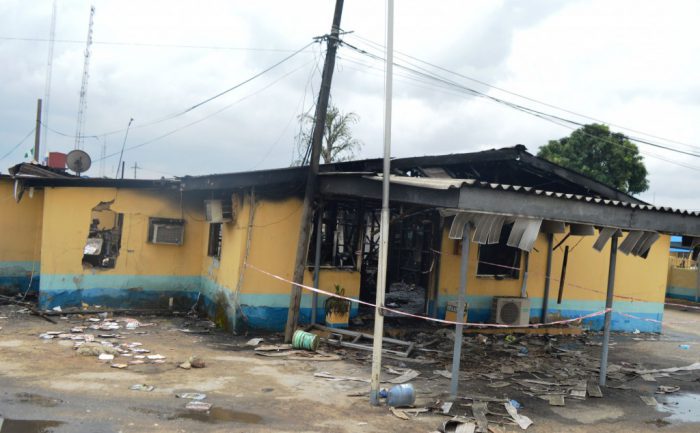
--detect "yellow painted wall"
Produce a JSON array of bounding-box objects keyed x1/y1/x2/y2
[
  {"x1": 41, "y1": 187, "x2": 204, "y2": 277},
  {"x1": 438, "y1": 227, "x2": 670, "y2": 304},
  {"x1": 231, "y1": 196, "x2": 361, "y2": 298},
  {"x1": 198, "y1": 193, "x2": 361, "y2": 302},
  {"x1": 200, "y1": 192, "x2": 248, "y2": 292},
  {"x1": 668, "y1": 267, "x2": 698, "y2": 289},
  {"x1": 0, "y1": 178, "x2": 43, "y2": 263}
]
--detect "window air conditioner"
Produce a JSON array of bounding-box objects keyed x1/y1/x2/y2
[
  {"x1": 491, "y1": 297, "x2": 531, "y2": 327},
  {"x1": 205, "y1": 199, "x2": 233, "y2": 223},
  {"x1": 148, "y1": 218, "x2": 185, "y2": 245}
]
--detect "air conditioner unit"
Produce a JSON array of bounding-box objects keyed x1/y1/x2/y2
[
  {"x1": 205, "y1": 199, "x2": 233, "y2": 223},
  {"x1": 491, "y1": 297, "x2": 531, "y2": 327},
  {"x1": 148, "y1": 218, "x2": 185, "y2": 245}
]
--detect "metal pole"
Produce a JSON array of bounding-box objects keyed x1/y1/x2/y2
[
  {"x1": 541, "y1": 233, "x2": 554, "y2": 323},
  {"x1": 369, "y1": 0, "x2": 394, "y2": 406},
  {"x1": 450, "y1": 225, "x2": 471, "y2": 398},
  {"x1": 540, "y1": 233, "x2": 554, "y2": 323},
  {"x1": 599, "y1": 235, "x2": 618, "y2": 386},
  {"x1": 520, "y1": 251, "x2": 529, "y2": 298},
  {"x1": 695, "y1": 257, "x2": 699, "y2": 303},
  {"x1": 311, "y1": 204, "x2": 323, "y2": 325},
  {"x1": 284, "y1": 0, "x2": 344, "y2": 342},
  {"x1": 34, "y1": 99, "x2": 42, "y2": 163}
]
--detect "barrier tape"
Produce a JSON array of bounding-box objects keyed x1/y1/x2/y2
[
  {"x1": 431, "y1": 249, "x2": 700, "y2": 311},
  {"x1": 245, "y1": 263, "x2": 610, "y2": 328}
]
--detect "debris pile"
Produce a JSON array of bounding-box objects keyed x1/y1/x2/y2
[{"x1": 38, "y1": 315, "x2": 165, "y2": 368}]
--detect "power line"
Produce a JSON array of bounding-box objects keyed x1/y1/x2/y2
[
  {"x1": 0, "y1": 36, "x2": 311, "y2": 52},
  {"x1": 0, "y1": 128, "x2": 35, "y2": 161},
  {"x1": 346, "y1": 33, "x2": 700, "y2": 153},
  {"x1": 39, "y1": 40, "x2": 317, "y2": 141},
  {"x1": 336, "y1": 44, "x2": 700, "y2": 172},
  {"x1": 250, "y1": 48, "x2": 322, "y2": 171},
  {"x1": 94, "y1": 59, "x2": 314, "y2": 163},
  {"x1": 339, "y1": 40, "x2": 700, "y2": 160}
]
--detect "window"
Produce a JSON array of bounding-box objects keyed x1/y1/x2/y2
[
  {"x1": 148, "y1": 218, "x2": 185, "y2": 245},
  {"x1": 308, "y1": 201, "x2": 360, "y2": 269},
  {"x1": 207, "y1": 223, "x2": 222, "y2": 259},
  {"x1": 82, "y1": 202, "x2": 123, "y2": 269},
  {"x1": 476, "y1": 223, "x2": 521, "y2": 279}
]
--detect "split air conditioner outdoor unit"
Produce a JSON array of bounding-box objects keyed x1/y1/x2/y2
[
  {"x1": 491, "y1": 297, "x2": 531, "y2": 327},
  {"x1": 205, "y1": 199, "x2": 233, "y2": 223}
]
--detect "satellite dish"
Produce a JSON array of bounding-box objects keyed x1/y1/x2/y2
[{"x1": 66, "y1": 149, "x2": 92, "y2": 175}]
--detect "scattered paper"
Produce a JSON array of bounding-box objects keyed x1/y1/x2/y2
[
  {"x1": 636, "y1": 362, "x2": 700, "y2": 375},
  {"x1": 98, "y1": 353, "x2": 114, "y2": 361},
  {"x1": 655, "y1": 385, "x2": 680, "y2": 394},
  {"x1": 486, "y1": 381, "x2": 510, "y2": 388},
  {"x1": 177, "y1": 392, "x2": 207, "y2": 400},
  {"x1": 640, "y1": 395, "x2": 658, "y2": 406},
  {"x1": 246, "y1": 338, "x2": 264, "y2": 346},
  {"x1": 388, "y1": 369, "x2": 420, "y2": 384},
  {"x1": 505, "y1": 401, "x2": 533, "y2": 430},
  {"x1": 390, "y1": 407, "x2": 410, "y2": 420},
  {"x1": 185, "y1": 401, "x2": 212, "y2": 412}
]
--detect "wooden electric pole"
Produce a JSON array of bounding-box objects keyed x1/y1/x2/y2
[
  {"x1": 284, "y1": 0, "x2": 345, "y2": 342},
  {"x1": 131, "y1": 162, "x2": 140, "y2": 179}
]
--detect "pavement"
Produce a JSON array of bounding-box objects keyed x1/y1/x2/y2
[{"x1": 0, "y1": 304, "x2": 699, "y2": 432}]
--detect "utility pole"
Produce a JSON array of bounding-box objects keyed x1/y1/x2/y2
[
  {"x1": 131, "y1": 162, "x2": 140, "y2": 179},
  {"x1": 284, "y1": 0, "x2": 345, "y2": 342},
  {"x1": 369, "y1": 0, "x2": 394, "y2": 405},
  {"x1": 34, "y1": 99, "x2": 43, "y2": 163},
  {"x1": 121, "y1": 161, "x2": 125, "y2": 179}
]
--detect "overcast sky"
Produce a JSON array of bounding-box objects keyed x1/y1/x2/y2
[{"x1": 1, "y1": 0, "x2": 699, "y2": 210}]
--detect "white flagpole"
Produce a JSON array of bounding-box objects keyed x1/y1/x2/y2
[{"x1": 369, "y1": 0, "x2": 394, "y2": 405}]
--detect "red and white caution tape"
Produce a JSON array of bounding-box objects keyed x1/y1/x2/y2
[{"x1": 245, "y1": 263, "x2": 610, "y2": 328}]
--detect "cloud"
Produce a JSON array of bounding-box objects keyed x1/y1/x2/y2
[{"x1": 0, "y1": 0, "x2": 698, "y2": 211}]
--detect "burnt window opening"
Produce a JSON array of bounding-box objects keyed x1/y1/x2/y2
[
  {"x1": 148, "y1": 218, "x2": 185, "y2": 245},
  {"x1": 82, "y1": 202, "x2": 123, "y2": 269},
  {"x1": 475, "y1": 223, "x2": 521, "y2": 279},
  {"x1": 308, "y1": 201, "x2": 361, "y2": 270},
  {"x1": 207, "y1": 223, "x2": 222, "y2": 259}
]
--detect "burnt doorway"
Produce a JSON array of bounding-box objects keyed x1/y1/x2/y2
[
  {"x1": 358, "y1": 207, "x2": 439, "y2": 317},
  {"x1": 385, "y1": 210, "x2": 439, "y2": 316}
]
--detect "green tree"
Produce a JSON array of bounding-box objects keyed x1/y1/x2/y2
[
  {"x1": 538, "y1": 124, "x2": 649, "y2": 194},
  {"x1": 295, "y1": 105, "x2": 363, "y2": 165}
]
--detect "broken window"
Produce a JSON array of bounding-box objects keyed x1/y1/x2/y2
[
  {"x1": 82, "y1": 201, "x2": 123, "y2": 269},
  {"x1": 148, "y1": 218, "x2": 185, "y2": 245},
  {"x1": 207, "y1": 223, "x2": 222, "y2": 259},
  {"x1": 476, "y1": 223, "x2": 521, "y2": 279},
  {"x1": 308, "y1": 201, "x2": 360, "y2": 269}
]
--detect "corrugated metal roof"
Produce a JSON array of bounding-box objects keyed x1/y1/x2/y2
[{"x1": 365, "y1": 175, "x2": 700, "y2": 217}]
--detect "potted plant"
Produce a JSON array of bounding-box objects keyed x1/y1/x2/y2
[{"x1": 325, "y1": 284, "x2": 350, "y2": 328}]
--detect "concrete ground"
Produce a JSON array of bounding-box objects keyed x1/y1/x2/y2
[{"x1": 1, "y1": 304, "x2": 699, "y2": 433}]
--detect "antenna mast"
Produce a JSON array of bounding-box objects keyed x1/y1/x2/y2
[
  {"x1": 74, "y1": 5, "x2": 95, "y2": 150},
  {"x1": 42, "y1": 0, "x2": 57, "y2": 157}
]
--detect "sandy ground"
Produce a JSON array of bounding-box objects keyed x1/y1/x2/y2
[{"x1": 1, "y1": 305, "x2": 699, "y2": 433}]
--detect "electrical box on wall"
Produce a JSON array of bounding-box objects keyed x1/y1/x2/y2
[{"x1": 205, "y1": 199, "x2": 233, "y2": 223}]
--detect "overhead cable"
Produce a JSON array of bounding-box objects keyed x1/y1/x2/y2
[
  {"x1": 339, "y1": 40, "x2": 700, "y2": 160},
  {"x1": 346, "y1": 33, "x2": 700, "y2": 153}
]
